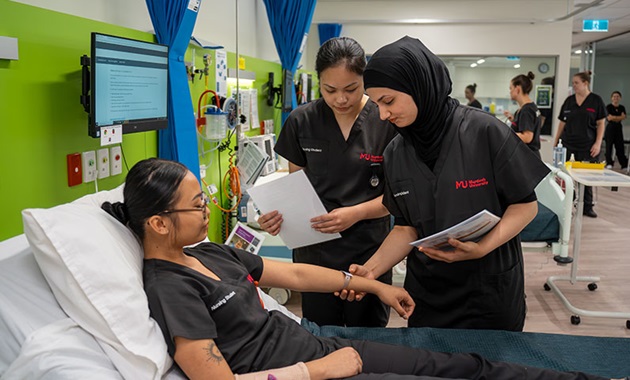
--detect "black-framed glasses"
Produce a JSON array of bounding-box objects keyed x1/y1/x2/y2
[{"x1": 159, "y1": 193, "x2": 210, "y2": 215}]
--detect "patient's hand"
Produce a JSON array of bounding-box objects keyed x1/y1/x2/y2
[
  {"x1": 257, "y1": 210, "x2": 283, "y2": 236},
  {"x1": 335, "y1": 264, "x2": 373, "y2": 302},
  {"x1": 305, "y1": 347, "x2": 362, "y2": 380},
  {"x1": 375, "y1": 284, "x2": 415, "y2": 320}
]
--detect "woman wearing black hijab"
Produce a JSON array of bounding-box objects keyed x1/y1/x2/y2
[{"x1": 343, "y1": 36, "x2": 550, "y2": 331}]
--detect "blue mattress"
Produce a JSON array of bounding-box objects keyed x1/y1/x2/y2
[{"x1": 302, "y1": 320, "x2": 630, "y2": 378}]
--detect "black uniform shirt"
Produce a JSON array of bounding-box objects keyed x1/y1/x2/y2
[
  {"x1": 468, "y1": 99, "x2": 482, "y2": 109},
  {"x1": 512, "y1": 102, "x2": 541, "y2": 152},
  {"x1": 382, "y1": 105, "x2": 549, "y2": 330},
  {"x1": 143, "y1": 243, "x2": 343, "y2": 374},
  {"x1": 606, "y1": 103, "x2": 626, "y2": 129},
  {"x1": 275, "y1": 98, "x2": 397, "y2": 212},
  {"x1": 558, "y1": 93, "x2": 607, "y2": 150}
]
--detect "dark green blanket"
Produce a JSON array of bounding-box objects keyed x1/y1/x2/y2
[{"x1": 302, "y1": 320, "x2": 630, "y2": 378}]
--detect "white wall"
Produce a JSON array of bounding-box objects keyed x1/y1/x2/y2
[{"x1": 10, "y1": 0, "x2": 268, "y2": 59}]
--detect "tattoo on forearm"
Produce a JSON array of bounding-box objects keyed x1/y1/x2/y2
[{"x1": 203, "y1": 342, "x2": 224, "y2": 363}]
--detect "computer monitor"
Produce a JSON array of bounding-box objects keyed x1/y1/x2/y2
[{"x1": 84, "y1": 32, "x2": 169, "y2": 138}]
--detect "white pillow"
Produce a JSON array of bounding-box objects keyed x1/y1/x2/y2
[{"x1": 22, "y1": 187, "x2": 172, "y2": 380}]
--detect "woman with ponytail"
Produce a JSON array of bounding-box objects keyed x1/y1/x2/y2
[{"x1": 504, "y1": 71, "x2": 542, "y2": 158}]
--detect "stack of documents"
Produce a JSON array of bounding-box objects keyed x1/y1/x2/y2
[{"x1": 410, "y1": 210, "x2": 500, "y2": 250}]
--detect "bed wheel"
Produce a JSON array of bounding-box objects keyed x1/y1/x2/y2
[
  {"x1": 543, "y1": 283, "x2": 551, "y2": 291},
  {"x1": 587, "y1": 283, "x2": 598, "y2": 291},
  {"x1": 571, "y1": 315, "x2": 581, "y2": 325}
]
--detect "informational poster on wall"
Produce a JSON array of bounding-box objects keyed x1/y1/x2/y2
[
  {"x1": 215, "y1": 49, "x2": 227, "y2": 97},
  {"x1": 535, "y1": 85, "x2": 553, "y2": 109}
]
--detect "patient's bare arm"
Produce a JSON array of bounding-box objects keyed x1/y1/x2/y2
[{"x1": 174, "y1": 336, "x2": 362, "y2": 380}]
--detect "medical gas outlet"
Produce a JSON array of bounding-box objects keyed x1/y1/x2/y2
[{"x1": 82, "y1": 151, "x2": 97, "y2": 183}]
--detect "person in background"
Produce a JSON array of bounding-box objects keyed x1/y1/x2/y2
[
  {"x1": 256, "y1": 37, "x2": 397, "y2": 327},
  {"x1": 465, "y1": 83, "x2": 482, "y2": 109},
  {"x1": 341, "y1": 36, "x2": 549, "y2": 332},
  {"x1": 504, "y1": 72, "x2": 542, "y2": 159},
  {"x1": 604, "y1": 91, "x2": 628, "y2": 170},
  {"x1": 553, "y1": 71, "x2": 607, "y2": 218},
  {"x1": 539, "y1": 76, "x2": 555, "y2": 135},
  {"x1": 103, "y1": 157, "x2": 611, "y2": 380}
]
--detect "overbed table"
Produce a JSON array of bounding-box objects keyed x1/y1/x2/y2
[{"x1": 545, "y1": 167, "x2": 630, "y2": 328}]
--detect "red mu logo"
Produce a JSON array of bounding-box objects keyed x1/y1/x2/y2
[
  {"x1": 359, "y1": 153, "x2": 384, "y2": 162},
  {"x1": 455, "y1": 178, "x2": 489, "y2": 189}
]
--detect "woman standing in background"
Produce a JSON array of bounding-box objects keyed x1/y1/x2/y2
[
  {"x1": 256, "y1": 37, "x2": 397, "y2": 327},
  {"x1": 604, "y1": 91, "x2": 628, "y2": 170},
  {"x1": 465, "y1": 83, "x2": 482, "y2": 109},
  {"x1": 553, "y1": 71, "x2": 606, "y2": 218},
  {"x1": 504, "y1": 72, "x2": 542, "y2": 158}
]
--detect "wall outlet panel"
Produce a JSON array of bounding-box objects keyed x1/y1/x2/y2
[
  {"x1": 66, "y1": 153, "x2": 82, "y2": 187},
  {"x1": 82, "y1": 150, "x2": 97, "y2": 183},
  {"x1": 97, "y1": 148, "x2": 110, "y2": 179},
  {"x1": 110, "y1": 145, "x2": 122, "y2": 176}
]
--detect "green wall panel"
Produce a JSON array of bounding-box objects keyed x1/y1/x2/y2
[{"x1": 0, "y1": 2, "x2": 157, "y2": 241}]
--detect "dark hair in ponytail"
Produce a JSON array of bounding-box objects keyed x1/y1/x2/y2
[
  {"x1": 574, "y1": 70, "x2": 592, "y2": 84},
  {"x1": 511, "y1": 71, "x2": 535, "y2": 95},
  {"x1": 466, "y1": 83, "x2": 477, "y2": 94},
  {"x1": 315, "y1": 36, "x2": 367, "y2": 77},
  {"x1": 102, "y1": 158, "x2": 189, "y2": 240}
]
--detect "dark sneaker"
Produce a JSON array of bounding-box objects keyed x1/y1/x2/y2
[{"x1": 583, "y1": 209, "x2": 598, "y2": 218}]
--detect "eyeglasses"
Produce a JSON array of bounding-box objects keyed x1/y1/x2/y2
[{"x1": 159, "y1": 193, "x2": 210, "y2": 215}]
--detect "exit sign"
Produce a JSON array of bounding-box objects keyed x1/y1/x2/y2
[{"x1": 583, "y1": 19, "x2": 609, "y2": 32}]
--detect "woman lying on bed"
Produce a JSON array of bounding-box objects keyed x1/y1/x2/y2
[{"x1": 102, "y1": 158, "x2": 612, "y2": 380}]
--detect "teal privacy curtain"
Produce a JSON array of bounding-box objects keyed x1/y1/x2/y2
[
  {"x1": 262, "y1": 0, "x2": 317, "y2": 125},
  {"x1": 318, "y1": 23, "x2": 342, "y2": 45},
  {"x1": 146, "y1": 0, "x2": 201, "y2": 178}
]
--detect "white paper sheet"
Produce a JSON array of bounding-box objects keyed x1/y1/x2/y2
[
  {"x1": 246, "y1": 170, "x2": 341, "y2": 249},
  {"x1": 410, "y1": 210, "x2": 500, "y2": 251}
]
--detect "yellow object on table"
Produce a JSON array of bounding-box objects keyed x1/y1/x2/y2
[{"x1": 565, "y1": 161, "x2": 605, "y2": 169}]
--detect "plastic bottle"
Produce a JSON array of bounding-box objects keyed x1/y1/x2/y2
[
  {"x1": 553, "y1": 139, "x2": 567, "y2": 168},
  {"x1": 489, "y1": 101, "x2": 496, "y2": 115}
]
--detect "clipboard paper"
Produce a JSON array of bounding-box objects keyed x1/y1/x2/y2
[
  {"x1": 246, "y1": 170, "x2": 341, "y2": 249},
  {"x1": 410, "y1": 210, "x2": 500, "y2": 250}
]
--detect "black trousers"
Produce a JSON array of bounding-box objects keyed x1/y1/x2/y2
[
  {"x1": 604, "y1": 124, "x2": 628, "y2": 168},
  {"x1": 345, "y1": 340, "x2": 607, "y2": 380},
  {"x1": 566, "y1": 147, "x2": 599, "y2": 210}
]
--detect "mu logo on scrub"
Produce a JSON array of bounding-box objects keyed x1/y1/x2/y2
[
  {"x1": 455, "y1": 178, "x2": 489, "y2": 189},
  {"x1": 359, "y1": 153, "x2": 384, "y2": 162}
]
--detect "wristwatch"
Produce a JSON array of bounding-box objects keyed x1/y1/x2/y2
[{"x1": 341, "y1": 270, "x2": 353, "y2": 290}]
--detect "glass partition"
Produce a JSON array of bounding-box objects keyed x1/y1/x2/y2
[{"x1": 440, "y1": 55, "x2": 557, "y2": 135}]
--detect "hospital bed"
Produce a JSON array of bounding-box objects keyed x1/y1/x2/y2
[{"x1": 2, "y1": 184, "x2": 629, "y2": 380}]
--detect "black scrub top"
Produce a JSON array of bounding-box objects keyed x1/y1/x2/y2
[
  {"x1": 468, "y1": 99, "x2": 482, "y2": 109},
  {"x1": 383, "y1": 105, "x2": 549, "y2": 330},
  {"x1": 558, "y1": 93, "x2": 607, "y2": 151},
  {"x1": 143, "y1": 243, "x2": 345, "y2": 374},
  {"x1": 274, "y1": 98, "x2": 397, "y2": 270},
  {"x1": 606, "y1": 103, "x2": 626, "y2": 129},
  {"x1": 512, "y1": 102, "x2": 542, "y2": 153}
]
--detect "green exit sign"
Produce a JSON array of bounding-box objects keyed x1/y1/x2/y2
[{"x1": 583, "y1": 19, "x2": 609, "y2": 32}]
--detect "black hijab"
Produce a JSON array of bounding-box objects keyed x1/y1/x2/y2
[{"x1": 364, "y1": 36, "x2": 459, "y2": 168}]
